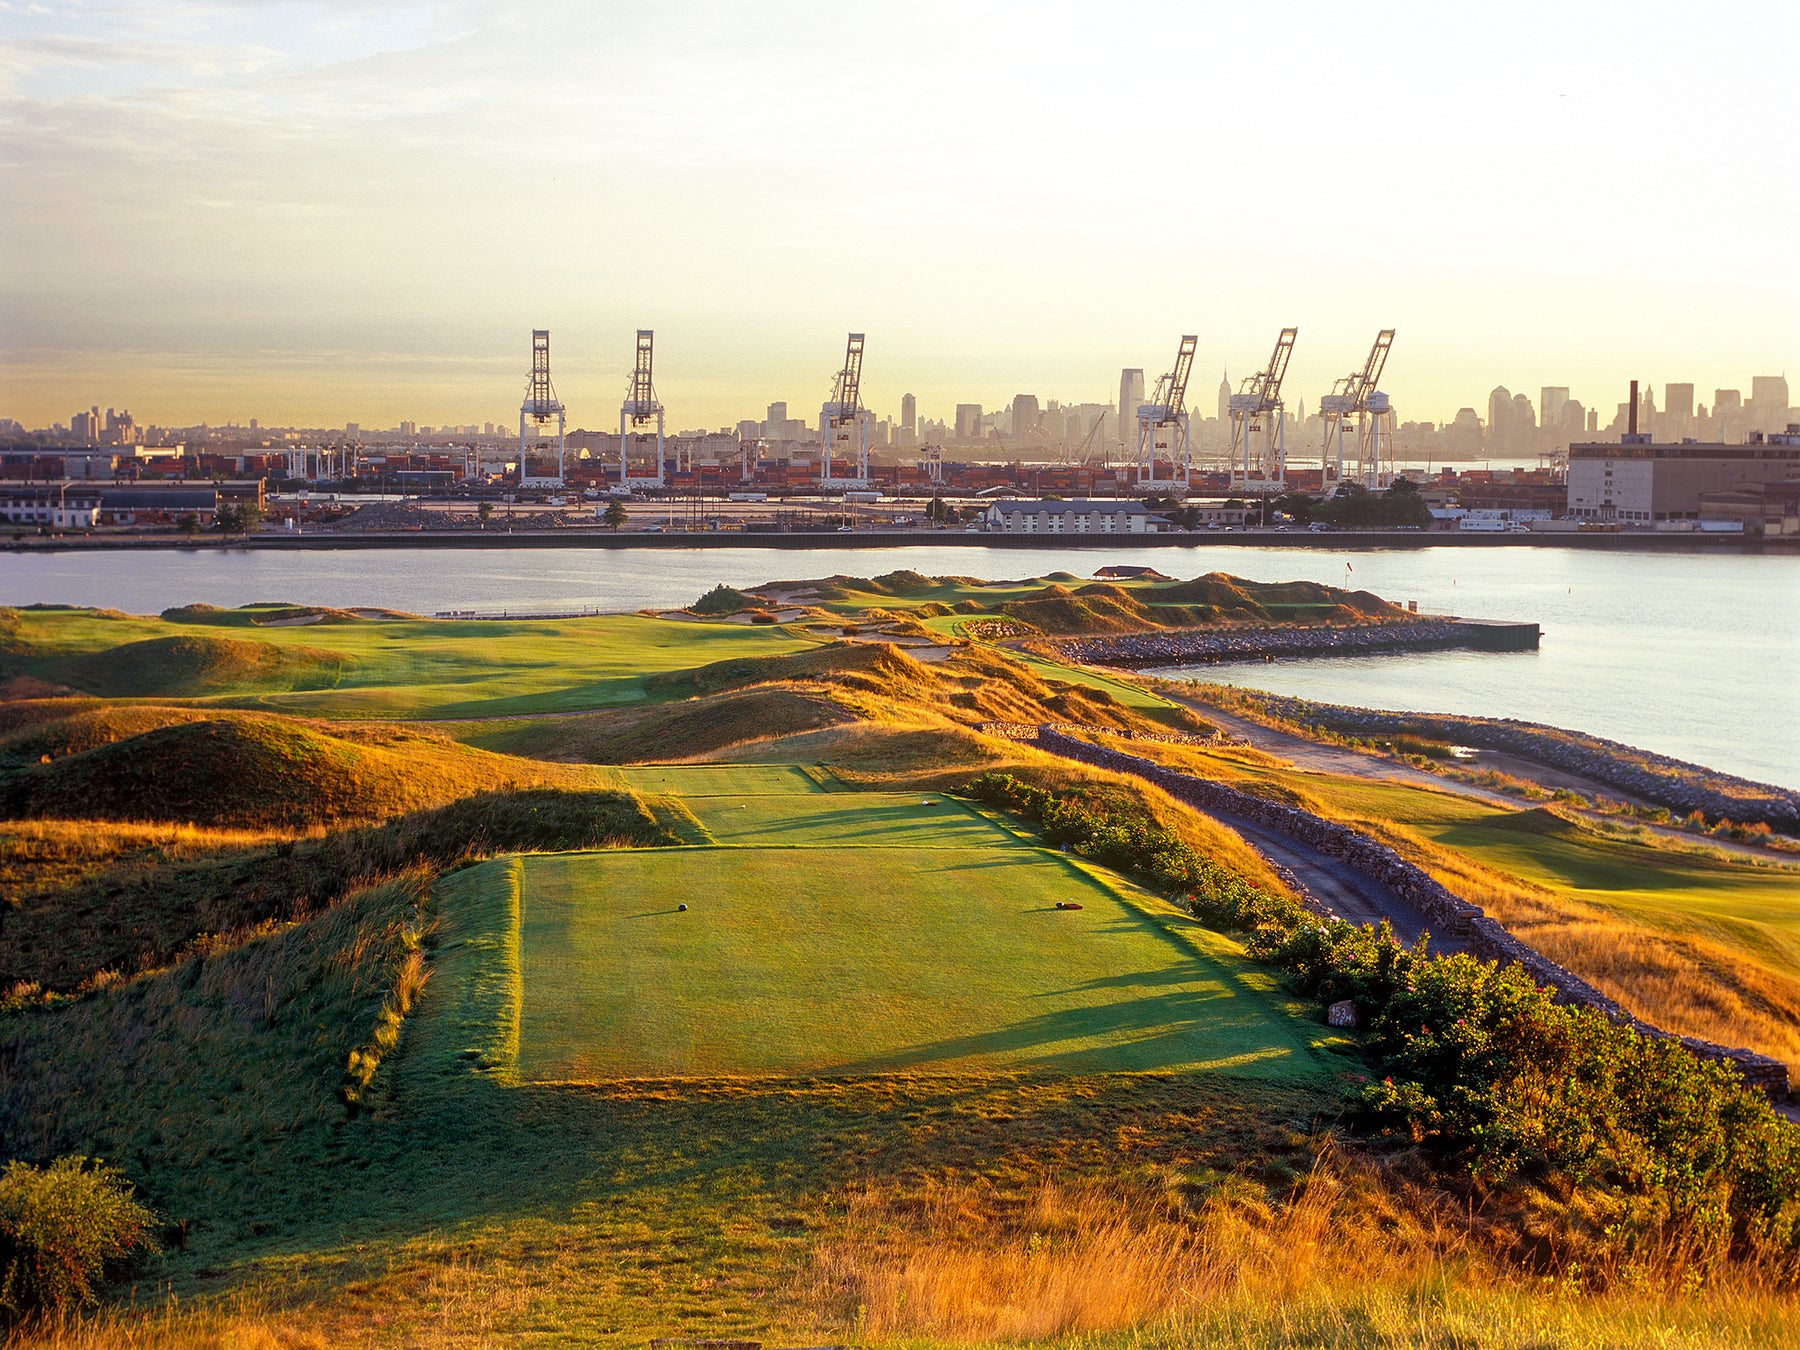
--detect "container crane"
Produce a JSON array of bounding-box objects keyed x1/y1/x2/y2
[
  {"x1": 1228, "y1": 326, "x2": 1298, "y2": 494},
  {"x1": 518, "y1": 329, "x2": 567, "y2": 488},
  {"x1": 1319, "y1": 329, "x2": 1395, "y2": 492},
  {"x1": 1134, "y1": 334, "x2": 1197, "y2": 490},
  {"x1": 618, "y1": 329, "x2": 666, "y2": 490},
  {"x1": 819, "y1": 332, "x2": 871, "y2": 489}
]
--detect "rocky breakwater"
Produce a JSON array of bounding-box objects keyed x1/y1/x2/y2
[
  {"x1": 1250, "y1": 696, "x2": 1800, "y2": 836},
  {"x1": 1055, "y1": 618, "x2": 1539, "y2": 669},
  {"x1": 1021, "y1": 724, "x2": 1790, "y2": 1098}
]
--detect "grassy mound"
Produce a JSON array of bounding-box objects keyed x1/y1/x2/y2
[
  {"x1": 688, "y1": 584, "x2": 760, "y2": 616},
  {"x1": 53, "y1": 633, "x2": 350, "y2": 698},
  {"x1": 1, "y1": 787, "x2": 669, "y2": 992},
  {"x1": 1001, "y1": 586, "x2": 1157, "y2": 635},
  {"x1": 459, "y1": 688, "x2": 854, "y2": 765},
  {"x1": 0, "y1": 715, "x2": 578, "y2": 828},
  {"x1": 644, "y1": 640, "x2": 940, "y2": 702},
  {"x1": 0, "y1": 873, "x2": 430, "y2": 1235},
  {"x1": 0, "y1": 702, "x2": 219, "y2": 763}
]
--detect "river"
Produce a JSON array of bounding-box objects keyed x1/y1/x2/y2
[{"x1": 3, "y1": 543, "x2": 1795, "y2": 790}]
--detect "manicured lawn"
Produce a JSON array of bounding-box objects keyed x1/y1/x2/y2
[
  {"x1": 8, "y1": 608, "x2": 818, "y2": 718},
  {"x1": 512, "y1": 842, "x2": 1331, "y2": 1080}
]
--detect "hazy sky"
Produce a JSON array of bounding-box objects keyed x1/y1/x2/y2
[{"x1": 3, "y1": 0, "x2": 1796, "y2": 433}]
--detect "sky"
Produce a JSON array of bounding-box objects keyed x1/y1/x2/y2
[{"x1": 2, "y1": 0, "x2": 1797, "y2": 434}]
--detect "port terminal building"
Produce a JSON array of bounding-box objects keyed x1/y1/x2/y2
[{"x1": 1565, "y1": 429, "x2": 1800, "y2": 524}]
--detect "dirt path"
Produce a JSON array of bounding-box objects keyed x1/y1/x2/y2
[{"x1": 1201, "y1": 804, "x2": 1470, "y2": 956}]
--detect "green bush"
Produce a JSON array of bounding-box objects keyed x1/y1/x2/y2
[
  {"x1": 963, "y1": 771, "x2": 1800, "y2": 1265},
  {"x1": 0, "y1": 1157, "x2": 156, "y2": 1320}
]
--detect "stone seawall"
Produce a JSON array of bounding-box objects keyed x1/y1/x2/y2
[
  {"x1": 1242, "y1": 697, "x2": 1800, "y2": 835},
  {"x1": 980, "y1": 720, "x2": 1789, "y2": 1097},
  {"x1": 1053, "y1": 618, "x2": 1540, "y2": 669}
]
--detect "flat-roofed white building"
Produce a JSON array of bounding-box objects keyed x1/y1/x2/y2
[{"x1": 984, "y1": 498, "x2": 1156, "y2": 534}]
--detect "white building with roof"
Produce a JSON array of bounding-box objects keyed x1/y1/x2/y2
[{"x1": 983, "y1": 499, "x2": 1157, "y2": 534}]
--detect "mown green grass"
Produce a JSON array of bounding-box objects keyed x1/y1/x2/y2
[
  {"x1": 5, "y1": 607, "x2": 819, "y2": 719},
  {"x1": 1002, "y1": 648, "x2": 1183, "y2": 712},
  {"x1": 515, "y1": 844, "x2": 1330, "y2": 1080}
]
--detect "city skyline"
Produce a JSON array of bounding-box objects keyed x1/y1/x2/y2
[{"x1": 2, "y1": 2, "x2": 1797, "y2": 430}]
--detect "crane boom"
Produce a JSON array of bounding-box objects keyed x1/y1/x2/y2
[
  {"x1": 830, "y1": 333, "x2": 865, "y2": 416},
  {"x1": 624, "y1": 329, "x2": 659, "y2": 422},
  {"x1": 1152, "y1": 335, "x2": 1198, "y2": 416},
  {"x1": 1261, "y1": 327, "x2": 1297, "y2": 406},
  {"x1": 1348, "y1": 329, "x2": 1394, "y2": 411}
]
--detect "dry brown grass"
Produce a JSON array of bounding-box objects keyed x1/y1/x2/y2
[{"x1": 0, "y1": 819, "x2": 292, "y2": 902}]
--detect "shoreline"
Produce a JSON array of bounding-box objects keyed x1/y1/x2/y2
[{"x1": 3, "y1": 527, "x2": 1791, "y2": 554}]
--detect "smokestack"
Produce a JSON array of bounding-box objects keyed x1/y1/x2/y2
[{"x1": 1629, "y1": 380, "x2": 1639, "y2": 437}]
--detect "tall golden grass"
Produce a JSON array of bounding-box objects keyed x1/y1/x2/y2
[{"x1": 809, "y1": 1162, "x2": 1800, "y2": 1347}]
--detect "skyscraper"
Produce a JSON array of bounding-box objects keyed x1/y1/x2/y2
[
  {"x1": 954, "y1": 404, "x2": 983, "y2": 441},
  {"x1": 1540, "y1": 387, "x2": 1570, "y2": 428},
  {"x1": 1217, "y1": 371, "x2": 1232, "y2": 424},
  {"x1": 1118, "y1": 368, "x2": 1145, "y2": 448},
  {"x1": 900, "y1": 393, "x2": 916, "y2": 437},
  {"x1": 1011, "y1": 394, "x2": 1041, "y2": 438},
  {"x1": 1663, "y1": 383, "x2": 1694, "y2": 422}
]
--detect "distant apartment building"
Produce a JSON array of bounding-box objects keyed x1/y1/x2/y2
[
  {"x1": 954, "y1": 404, "x2": 984, "y2": 441},
  {"x1": 984, "y1": 498, "x2": 1155, "y2": 534},
  {"x1": 1566, "y1": 431, "x2": 1800, "y2": 523}
]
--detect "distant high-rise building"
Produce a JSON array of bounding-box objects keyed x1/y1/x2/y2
[
  {"x1": 954, "y1": 404, "x2": 983, "y2": 441},
  {"x1": 1217, "y1": 370, "x2": 1231, "y2": 424},
  {"x1": 1011, "y1": 394, "x2": 1041, "y2": 438},
  {"x1": 1540, "y1": 387, "x2": 1570, "y2": 428},
  {"x1": 1118, "y1": 368, "x2": 1145, "y2": 446},
  {"x1": 1486, "y1": 386, "x2": 1514, "y2": 454},
  {"x1": 1750, "y1": 375, "x2": 1790, "y2": 429},
  {"x1": 900, "y1": 393, "x2": 916, "y2": 437},
  {"x1": 1663, "y1": 383, "x2": 1694, "y2": 422},
  {"x1": 1714, "y1": 389, "x2": 1741, "y2": 413}
]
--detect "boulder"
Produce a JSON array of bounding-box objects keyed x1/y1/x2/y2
[{"x1": 1327, "y1": 999, "x2": 1359, "y2": 1028}]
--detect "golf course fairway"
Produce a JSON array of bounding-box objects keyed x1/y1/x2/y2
[{"x1": 501, "y1": 765, "x2": 1338, "y2": 1080}]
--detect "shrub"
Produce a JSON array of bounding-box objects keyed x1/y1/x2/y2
[
  {"x1": 962, "y1": 771, "x2": 1800, "y2": 1265},
  {"x1": 0, "y1": 1157, "x2": 156, "y2": 1321}
]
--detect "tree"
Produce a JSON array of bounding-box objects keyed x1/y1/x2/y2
[
  {"x1": 212, "y1": 504, "x2": 239, "y2": 532},
  {"x1": 602, "y1": 499, "x2": 628, "y2": 531},
  {"x1": 176, "y1": 514, "x2": 199, "y2": 537},
  {"x1": 477, "y1": 501, "x2": 493, "y2": 525}
]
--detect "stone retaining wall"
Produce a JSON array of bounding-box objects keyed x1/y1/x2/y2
[{"x1": 1004, "y1": 722, "x2": 1789, "y2": 1097}]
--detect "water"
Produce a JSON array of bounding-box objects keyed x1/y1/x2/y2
[{"x1": 3, "y1": 543, "x2": 1795, "y2": 789}]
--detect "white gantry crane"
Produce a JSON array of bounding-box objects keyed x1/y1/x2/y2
[
  {"x1": 618, "y1": 329, "x2": 666, "y2": 490},
  {"x1": 518, "y1": 329, "x2": 567, "y2": 488},
  {"x1": 1228, "y1": 327, "x2": 1298, "y2": 494},
  {"x1": 819, "y1": 332, "x2": 871, "y2": 489},
  {"x1": 1134, "y1": 334, "x2": 1197, "y2": 491},
  {"x1": 1320, "y1": 329, "x2": 1396, "y2": 492}
]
